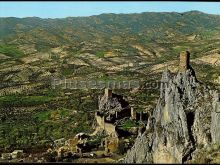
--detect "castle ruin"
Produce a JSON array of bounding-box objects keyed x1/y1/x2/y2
[
  {"x1": 105, "y1": 88, "x2": 112, "y2": 98},
  {"x1": 179, "y1": 51, "x2": 190, "y2": 72},
  {"x1": 130, "y1": 107, "x2": 137, "y2": 120}
]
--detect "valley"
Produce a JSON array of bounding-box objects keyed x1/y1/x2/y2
[{"x1": 0, "y1": 10, "x2": 220, "y2": 163}]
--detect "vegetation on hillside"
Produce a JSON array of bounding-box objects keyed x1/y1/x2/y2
[{"x1": 0, "y1": 10, "x2": 220, "y2": 155}]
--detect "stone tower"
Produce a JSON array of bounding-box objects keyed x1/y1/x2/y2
[
  {"x1": 179, "y1": 51, "x2": 190, "y2": 72},
  {"x1": 105, "y1": 88, "x2": 112, "y2": 98},
  {"x1": 131, "y1": 107, "x2": 137, "y2": 120}
]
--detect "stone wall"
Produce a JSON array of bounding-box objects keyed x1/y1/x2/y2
[
  {"x1": 95, "y1": 113, "x2": 105, "y2": 130},
  {"x1": 95, "y1": 113, "x2": 118, "y2": 137},
  {"x1": 105, "y1": 137, "x2": 119, "y2": 153},
  {"x1": 104, "y1": 122, "x2": 117, "y2": 137}
]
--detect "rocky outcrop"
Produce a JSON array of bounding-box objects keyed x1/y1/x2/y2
[
  {"x1": 98, "y1": 90, "x2": 131, "y2": 123},
  {"x1": 211, "y1": 92, "x2": 220, "y2": 144},
  {"x1": 123, "y1": 67, "x2": 220, "y2": 163}
]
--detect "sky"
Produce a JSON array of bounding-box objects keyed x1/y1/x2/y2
[{"x1": 0, "y1": 2, "x2": 220, "y2": 18}]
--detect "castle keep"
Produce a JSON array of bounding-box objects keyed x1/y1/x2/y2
[{"x1": 179, "y1": 51, "x2": 190, "y2": 72}]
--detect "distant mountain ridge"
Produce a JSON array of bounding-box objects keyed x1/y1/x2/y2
[{"x1": 1, "y1": 10, "x2": 220, "y2": 47}]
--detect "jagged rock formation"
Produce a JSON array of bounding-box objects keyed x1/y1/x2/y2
[
  {"x1": 123, "y1": 65, "x2": 220, "y2": 163},
  {"x1": 98, "y1": 89, "x2": 131, "y2": 123}
]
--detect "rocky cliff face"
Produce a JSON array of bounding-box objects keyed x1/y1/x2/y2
[{"x1": 123, "y1": 68, "x2": 220, "y2": 163}]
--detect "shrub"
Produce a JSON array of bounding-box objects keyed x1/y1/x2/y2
[
  {"x1": 95, "y1": 51, "x2": 105, "y2": 58},
  {"x1": 0, "y1": 45, "x2": 24, "y2": 58}
]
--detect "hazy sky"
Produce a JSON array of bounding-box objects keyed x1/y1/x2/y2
[{"x1": 0, "y1": 2, "x2": 220, "y2": 18}]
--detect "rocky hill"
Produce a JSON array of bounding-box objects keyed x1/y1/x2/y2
[{"x1": 123, "y1": 52, "x2": 220, "y2": 163}]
